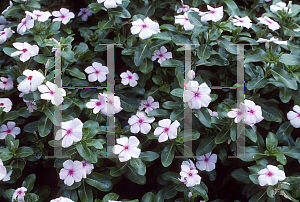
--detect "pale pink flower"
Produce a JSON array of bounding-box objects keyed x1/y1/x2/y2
[
  {"x1": 27, "y1": 101, "x2": 38, "y2": 113},
  {"x1": 12, "y1": 187, "x2": 27, "y2": 202},
  {"x1": 287, "y1": 105, "x2": 300, "y2": 128},
  {"x1": 196, "y1": 152, "x2": 217, "y2": 172},
  {"x1": 151, "y1": 46, "x2": 172, "y2": 64},
  {"x1": 17, "y1": 70, "x2": 44, "y2": 93},
  {"x1": 112, "y1": 136, "x2": 141, "y2": 162},
  {"x1": 257, "y1": 37, "x2": 287, "y2": 46},
  {"x1": 11, "y1": 42, "x2": 39, "y2": 63},
  {"x1": 38, "y1": 81, "x2": 66, "y2": 106},
  {"x1": 2, "y1": 1, "x2": 13, "y2": 15},
  {"x1": 2, "y1": 169, "x2": 12, "y2": 182},
  {"x1": 59, "y1": 160, "x2": 83, "y2": 186},
  {"x1": 25, "y1": 10, "x2": 52, "y2": 22},
  {"x1": 86, "y1": 94, "x2": 107, "y2": 114},
  {"x1": 231, "y1": 15, "x2": 252, "y2": 29},
  {"x1": 120, "y1": 70, "x2": 139, "y2": 87},
  {"x1": 175, "y1": 12, "x2": 194, "y2": 31},
  {"x1": 99, "y1": 91, "x2": 123, "y2": 116},
  {"x1": 258, "y1": 165, "x2": 286, "y2": 186},
  {"x1": 270, "y1": 2, "x2": 292, "y2": 14},
  {"x1": 52, "y1": 8, "x2": 75, "y2": 25},
  {"x1": 81, "y1": 161, "x2": 94, "y2": 178},
  {"x1": 187, "y1": 70, "x2": 195, "y2": 80},
  {"x1": 0, "y1": 77, "x2": 13, "y2": 90},
  {"x1": 154, "y1": 119, "x2": 180, "y2": 142},
  {"x1": 0, "y1": 98, "x2": 12, "y2": 112},
  {"x1": 257, "y1": 16, "x2": 280, "y2": 31},
  {"x1": 56, "y1": 118, "x2": 83, "y2": 148},
  {"x1": 85, "y1": 62, "x2": 109, "y2": 83},
  {"x1": 97, "y1": 0, "x2": 122, "y2": 9},
  {"x1": 244, "y1": 100, "x2": 264, "y2": 126},
  {"x1": 208, "y1": 109, "x2": 219, "y2": 119},
  {"x1": 0, "y1": 159, "x2": 7, "y2": 181},
  {"x1": 0, "y1": 16, "x2": 11, "y2": 30},
  {"x1": 0, "y1": 121, "x2": 21, "y2": 139},
  {"x1": 139, "y1": 96, "x2": 159, "y2": 114},
  {"x1": 78, "y1": 8, "x2": 92, "y2": 21},
  {"x1": 179, "y1": 160, "x2": 201, "y2": 187},
  {"x1": 199, "y1": 5, "x2": 223, "y2": 22},
  {"x1": 130, "y1": 17, "x2": 160, "y2": 40},
  {"x1": 183, "y1": 81, "x2": 212, "y2": 109},
  {"x1": 128, "y1": 111, "x2": 155, "y2": 134},
  {"x1": 182, "y1": 159, "x2": 196, "y2": 170},
  {"x1": 50, "y1": 197, "x2": 74, "y2": 202},
  {"x1": 17, "y1": 14, "x2": 34, "y2": 35},
  {"x1": 227, "y1": 104, "x2": 246, "y2": 123},
  {"x1": 177, "y1": 4, "x2": 190, "y2": 13},
  {"x1": 0, "y1": 27, "x2": 14, "y2": 44}
]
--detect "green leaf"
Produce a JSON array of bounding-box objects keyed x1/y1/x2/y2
[
  {"x1": 176, "y1": 129, "x2": 200, "y2": 143},
  {"x1": 2, "y1": 111, "x2": 19, "y2": 122},
  {"x1": 111, "y1": 6, "x2": 131, "y2": 18},
  {"x1": 231, "y1": 168, "x2": 251, "y2": 184},
  {"x1": 134, "y1": 44, "x2": 149, "y2": 66},
  {"x1": 249, "y1": 190, "x2": 267, "y2": 202},
  {"x1": 194, "y1": 108, "x2": 212, "y2": 128},
  {"x1": 160, "y1": 24, "x2": 177, "y2": 32},
  {"x1": 152, "y1": 74, "x2": 163, "y2": 85},
  {"x1": 271, "y1": 67, "x2": 297, "y2": 90},
  {"x1": 224, "y1": 0, "x2": 239, "y2": 16},
  {"x1": 279, "y1": 54, "x2": 300, "y2": 66},
  {"x1": 76, "y1": 142, "x2": 98, "y2": 163},
  {"x1": 278, "y1": 146, "x2": 300, "y2": 159},
  {"x1": 188, "y1": 12, "x2": 203, "y2": 27},
  {"x1": 147, "y1": 109, "x2": 170, "y2": 117},
  {"x1": 86, "y1": 139, "x2": 104, "y2": 149},
  {"x1": 38, "y1": 116, "x2": 52, "y2": 137},
  {"x1": 276, "y1": 152, "x2": 287, "y2": 165},
  {"x1": 110, "y1": 164, "x2": 127, "y2": 177},
  {"x1": 266, "y1": 132, "x2": 278, "y2": 152},
  {"x1": 162, "y1": 184, "x2": 178, "y2": 199},
  {"x1": 44, "y1": 107, "x2": 60, "y2": 126},
  {"x1": 78, "y1": 183, "x2": 93, "y2": 202},
  {"x1": 85, "y1": 172, "x2": 113, "y2": 192},
  {"x1": 49, "y1": 21, "x2": 61, "y2": 34},
  {"x1": 4, "y1": 5, "x2": 22, "y2": 18},
  {"x1": 34, "y1": 185, "x2": 50, "y2": 202},
  {"x1": 247, "y1": 77, "x2": 267, "y2": 90},
  {"x1": 139, "y1": 151, "x2": 159, "y2": 161},
  {"x1": 176, "y1": 144, "x2": 194, "y2": 157},
  {"x1": 83, "y1": 120, "x2": 100, "y2": 139},
  {"x1": 161, "y1": 143, "x2": 175, "y2": 167},
  {"x1": 141, "y1": 192, "x2": 155, "y2": 202},
  {"x1": 171, "y1": 35, "x2": 190, "y2": 45},
  {"x1": 24, "y1": 193, "x2": 39, "y2": 202},
  {"x1": 189, "y1": 184, "x2": 209, "y2": 201},
  {"x1": 170, "y1": 107, "x2": 184, "y2": 121},
  {"x1": 197, "y1": 44, "x2": 212, "y2": 60},
  {"x1": 87, "y1": 2, "x2": 105, "y2": 14},
  {"x1": 219, "y1": 39, "x2": 237, "y2": 54},
  {"x1": 159, "y1": 84, "x2": 170, "y2": 93},
  {"x1": 130, "y1": 158, "x2": 146, "y2": 175},
  {"x1": 279, "y1": 87, "x2": 292, "y2": 103},
  {"x1": 24, "y1": 121, "x2": 39, "y2": 133},
  {"x1": 245, "y1": 126, "x2": 257, "y2": 142},
  {"x1": 215, "y1": 127, "x2": 230, "y2": 144},
  {"x1": 151, "y1": 33, "x2": 171, "y2": 41},
  {"x1": 260, "y1": 103, "x2": 282, "y2": 123},
  {"x1": 3, "y1": 47, "x2": 18, "y2": 57},
  {"x1": 102, "y1": 193, "x2": 119, "y2": 202},
  {"x1": 161, "y1": 59, "x2": 184, "y2": 67},
  {"x1": 170, "y1": 88, "x2": 183, "y2": 97},
  {"x1": 126, "y1": 165, "x2": 146, "y2": 185},
  {"x1": 140, "y1": 58, "x2": 154, "y2": 74},
  {"x1": 26, "y1": 0, "x2": 41, "y2": 9},
  {"x1": 276, "y1": 122, "x2": 294, "y2": 143},
  {"x1": 162, "y1": 101, "x2": 181, "y2": 109},
  {"x1": 34, "y1": 54, "x2": 47, "y2": 64},
  {"x1": 15, "y1": 147, "x2": 34, "y2": 157},
  {"x1": 22, "y1": 174, "x2": 36, "y2": 193},
  {"x1": 196, "y1": 136, "x2": 216, "y2": 156},
  {"x1": 0, "y1": 148, "x2": 13, "y2": 161},
  {"x1": 61, "y1": 49, "x2": 75, "y2": 63},
  {"x1": 66, "y1": 66, "x2": 86, "y2": 80}
]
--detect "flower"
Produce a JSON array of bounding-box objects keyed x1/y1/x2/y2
[
  {"x1": 50, "y1": 197, "x2": 74, "y2": 202},
  {"x1": 208, "y1": 109, "x2": 219, "y2": 119},
  {"x1": 86, "y1": 94, "x2": 106, "y2": 114},
  {"x1": 17, "y1": 70, "x2": 44, "y2": 93},
  {"x1": 24, "y1": 100, "x2": 38, "y2": 112},
  {"x1": 182, "y1": 159, "x2": 197, "y2": 170},
  {"x1": 78, "y1": 8, "x2": 92, "y2": 21},
  {"x1": 179, "y1": 160, "x2": 201, "y2": 187},
  {"x1": 2, "y1": 169, "x2": 12, "y2": 182},
  {"x1": 112, "y1": 136, "x2": 141, "y2": 162},
  {"x1": 151, "y1": 46, "x2": 172, "y2": 64},
  {"x1": 59, "y1": 160, "x2": 83, "y2": 186},
  {"x1": 11, "y1": 42, "x2": 39, "y2": 63},
  {"x1": 177, "y1": 4, "x2": 190, "y2": 13},
  {"x1": 0, "y1": 27, "x2": 14, "y2": 44},
  {"x1": 0, "y1": 98, "x2": 12, "y2": 112},
  {"x1": 38, "y1": 81, "x2": 66, "y2": 106},
  {"x1": 55, "y1": 118, "x2": 83, "y2": 148},
  {"x1": 258, "y1": 165, "x2": 286, "y2": 186},
  {"x1": 99, "y1": 91, "x2": 123, "y2": 116},
  {"x1": 128, "y1": 111, "x2": 155, "y2": 134},
  {"x1": 183, "y1": 81, "x2": 211, "y2": 109},
  {"x1": 0, "y1": 16, "x2": 11, "y2": 30},
  {"x1": 199, "y1": 5, "x2": 223, "y2": 22},
  {"x1": 25, "y1": 10, "x2": 52, "y2": 22},
  {"x1": 257, "y1": 37, "x2": 287, "y2": 45},
  {"x1": 130, "y1": 17, "x2": 160, "y2": 40},
  {"x1": 175, "y1": 12, "x2": 194, "y2": 31},
  {"x1": 0, "y1": 159, "x2": 7, "y2": 181},
  {"x1": 52, "y1": 8, "x2": 75, "y2": 25},
  {"x1": 0, "y1": 77, "x2": 13, "y2": 90},
  {"x1": 81, "y1": 161, "x2": 94, "y2": 178},
  {"x1": 196, "y1": 152, "x2": 217, "y2": 172},
  {"x1": 187, "y1": 70, "x2": 195, "y2": 80},
  {"x1": 0, "y1": 121, "x2": 21, "y2": 139},
  {"x1": 244, "y1": 100, "x2": 264, "y2": 126},
  {"x1": 97, "y1": 0, "x2": 122, "y2": 9},
  {"x1": 227, "y1": 104, "x2": 246, "y2": 123},
  {"x1": 154, "y1": 119, "x2": 180, "y2": 142},
  {"x1": 231, "y1": 15, "x2": 252, "y2": 29},
  {"x1": 138, "y1": 96, "x2": 159, "y2": 114},
  {"x1": 2, "y1": 1, "x2": 13, "y2": 15},
  {"x1": 120, "y1": 70, "x2": 139, "y2": 87},
  {"x1": 85, "y1": 62, "x2": 109, "y2": 83},
  {"x1": 17, "y1": 14, "x2": 34, "y2": 35},
  {"x1": 270, "y1": 1, "x2": 292, "y2": 14},
  {"x1": 287, "y1": 105, "x2": 300, "y2": 128},
  {"x1": 12, "y1": 187, "x2": 27, "y2": 202},
  {"x1": 257, "y1": 16, "x2": 280, "y2": 31}
]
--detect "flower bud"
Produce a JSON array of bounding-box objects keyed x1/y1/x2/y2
[{"x1": 187, "y1": 70, "x2": 195, "y2": 80}]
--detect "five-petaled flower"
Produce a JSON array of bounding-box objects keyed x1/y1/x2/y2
[
  {"x1": 52, "y1": 8, "x2": 75, "y2": 24},
  {"x1": 175, "y1": 12, "x2": 195, "y2": 31},
  {"x1": 86, "y1": 94, "x2": 107, "y2": 114},
  {"x1": 56, "y1": 118, "x2": 83, "y2": 148},
  {"x1": 12, "y1": 187, "x2": 27, "y2": 202},
  {"x1": 17, "y1": 14, "x2": 34, "y2": 35},
  {"x1": 258, "y1": 165, "x2": 286, "y2": 186},
  {"x1": 112, "y1": 136, "x2": 141, "y2": 162},
  {"x1": 50, "y1": 196, "x2": 74, "y2": 202},
  {"x1": 179, "y1": 160, "x2": 201, "y2": 187},
  {"x1": 0, "y1": 77, "x2": 13, "y2": 90},
  {"x1": 231, "y1": 15, "x2": 252, "y2": 29},
  {"x1": 208, "y1": 109, "x2": 219, "y2": 119},
  {"x1": 151, "y1": 46, "x2": 172, "y2": 64},
  {"x1": 0, "y1": 121, "x2": 21, "y2": 139},
  {"x1": 244, "y1": 100, "x2": 264, "y2": 126},
  {"x1": 85, "y1": 62, "x2": 109, "y2": 83},
  {"x1": 17, "y1": 70, "x2": 45, "y2": 93},
  {"x1": 287, "y1": 105, "x2": 300, "y2": 128},
  {"x1": 25, "y1": 10, "x2": 52, "y2": 22},
  {"x1": 120, "y1": 70, "x2": 139, "y2": 87},
  {"x1": 227, "y1": 104, "x2": 246, "y2": 123},
  {"x1": 199, "y1": 5, "x2": 223, "y2": 22},
  {"x1": 81, "y1": 161, "x2": 94, "y2": 178},
  {"x1": 0, "y1": 159, "x2": 7, "y2": 181},
  {"x1": 97, "y1": 0, "x2": 122, "y2": 9},
  {"x1": 139, "y1": 96, "x2": 159, "y2": 114},
  {"x1": 99, "y1": 91, "x2": 123, "y2": 116},
  {"x1": 11, "y1": 42, "x2": 39, "y2": 63},
  {"x1": 183, "y1": 81, "x2": 212, "y2": 109},
  {"x1": 0, "y1": 27, "x2": 14, "y2": 44},
  {"x1": 0, "y1": 98, "x2": 12, "y2": 113},
  {"x1": 176, "y1": 3, "x2": 190, "y2": 13},
  {"x1": 257, "y1": 16, "x2": 280, "y2": 31},
  {"x1": 59, "y1": 160, "x2": 83, "y2": 186},
  {"x1": 131, "y1": 17, "x2": 160, "y2": 40},
  {"x1": 128, "y1": 111, "x2": 155, "y2": 134},
  {"x1": 257, "y1": 37, "x2": 287, "y2": 47},
  {"x1": 270, "y1": 1, "x2": 292, "y2": 14},
  {"x1": 38, "y1": 81, "x2": 66, "y2": 106},
  {"x1": 154, "y1": 119, "x2": 180, "y2": 142},
  {"x1": 196, "y1": 152, "x2": 217, "y2": 172},
  {"x1": 78, "y1": 8, "x2": 92, "y2": 21}
]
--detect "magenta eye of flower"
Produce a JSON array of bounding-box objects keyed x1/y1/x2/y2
[
  {"x1": 267, "y1": 20, "x2": 272, "y2": 24},
  {"x1": 188, "y1": 173, "x2": 193, "y2": 176},
  {"x1": 138, "y1": 119, "x2": 143, "y2": 123},
  {"x1": 37, "y1": 14, "x2": 41, "y2": 17},
  {"x1": 142, "y1": 24, "x2": 147, "y2": 28},
  {"x1": 96, "y1": 102, "x2": 101, "y2": 106},
  {"x1": 124, "y1": 146, "x2": 129, "y2": 150},
  {"x1": 146, "y1": 104, "x2": 150, "y2": 107},
  {"x1": 164, "y1": 128, "x2": 169, "y2": 132},
  {"x1": 159, "y1": 54, "x2": 163, "y2": 57},
  {"x1": 50, "y1": 90, "x2": 54, "y2": 95},
  {"x1": 204, "y1": 158, "x2": 209, "y2": 162},
  {"x1": 237, "y1": 111, "x2": 242, "y2": 115},
  {"x1": 0, "y1": 103, "x2": 4, "y2": 106},
  {"x1": 67, "y1": 129, "x2": 71, "y2": 134},
  {"x1": 28, "y1": 76, "x2": 32, "y2": 80},
  {"x1": 68, "y1": 169, "x2": 74, "y2": 174},
  {"x1": 22, "y1": 21, "x2": 27, "y2": 25},
  {"x1": 22, "y1": 48, "x2": 28, "y2": 53},
  {"x1": 18, "y1": 191, "x2": 22, "y2": 194},
  {"x1": 61, "y1": 15, "x2": 66, "y2": 18},
  {"x1": 210, "y1": 10, "x2": 215, "y2": 14},
  {"x1": 7, "y1": 129, "x2": 11, "y2": 133},
  {"x1": 95, "y1": 70, "x2": 99, "y2": 74},
  {"x1": 128, "y1": 75, "x2": 132, "y2": 79},
  {"x1": 108, "y1": 100, "x2": 113, "y2": 104},
  {"x1": 298, "y1": 113, "x2": 300, "y2": 117},
  {"x1": 1, "y1": 32, "x2": 5, "y2": 35},
  {"x1": 194, "y1": 92, "x2": 200, "y2": 97},
  {"x1": 250, "y1": 109, "x2": 254, "y2": 114},
  {"x1": 83, "y1": 11, "x2": 86, "y2": 14},
  {"x1": 239, "y1": 20, "x2": 244, "y2": 23},
  {"x1": 267, "y1": 171, "x2": 273, "y2": 177},
  {"x1": 3, "y1": 81, "x2": 7, "y2": 84},
  {"x1": 185, "y1": 18, "x2": 189, "y2": 21},
  {"x1": 83, "y1": 162, "x2": 86, "y2": 166}
]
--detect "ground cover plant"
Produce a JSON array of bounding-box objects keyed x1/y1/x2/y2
[{"x1": 0, "y1": 0, "x2": 300, "y2": 201}]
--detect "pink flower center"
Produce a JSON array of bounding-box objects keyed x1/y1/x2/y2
[
  {"x1": 96, "y1": 102, "x2": 101, "y2": 106},
  {"x1": 82, "y1": 162, "x2": 87, "y2": 167},
  {"x1": 67, "y1": 129, "x2": 71, "y2": 134},
  {"x1": 194, "y1": 92, "x2": 200, "y2": 97},
  {"x1": 0, "y1": 103, "x2": 4, "y2": 106},
  {"x1": 298, "y1": 113, "x2": 300, "y2": 117},
  {"x1": 68, "y1": 169, "x2": 74, "y2": 175},
  {"x1": 239, "y1": 20, "x2": 244, "y2": 23},
  {"x1": 146, "y1": 104, "x2": 150, "y2": 107},
  {"x1": 185, "y1": 18, "x2": 189, "y2": 21},
  {"x1": 49, "y1": 90, "x2": 54, "y2": 95},
  {"x1": 249, "y1": 109, "x2": 254, "y2": 114},
  {"x1": 159, "y1": 54, "x2": 163, "y2": 57},
  {"x1": 188, "y1": 173, "x2": 193, "y2": 176},
  {"x1": 128, "y1": 75, "x2": 132, "y2": 79},
  {"x1": 164, "y1": 128, "x2": 169, "y2": 132},
  {"x1": 267, "y1": 20, "x2": 272, "y2": 24},
  {"x1": 22, "y1": 21, "x2": 27, "y2": 25},
  {"x1": 3, "y1": 81, "x2": 7, "y2": 84},
  {"x1": 6, "y1": 129, "x2": 11, "y2": 133},
  {"x1": 95, "y1": 70, "x2": 99, "y2": 74},
  {"x1": 190, "y1": 167, "x2": 193, "y2": 170},
  {"x1": 18, "y1": 191, "x2": 22, "y2": 195},
  {"x1": 61, "y1": 15, "x2": 66, "y2": 18},
  {"x1": 138, "y1": 119, "x2": 143, "y2": 124},
  {"x1": 124, "y1": 146, "x2": 129, "y2": 150},
  {"x1": 237, "y1": 111, "x2": 242, "y2": 115},
  {"x1": 142, "y1": 24, "x2": 147, "y2": 28},
  {"x1": 1, "y1": 32, "x2": 5, "y2": 35},
  {"x1": 22, "y1": 48, "x2": 28, "y2": 53},
  {"x1": 37, "y1": 14, "x2": 41, "y2": 17},
  {"x1": 28, "y1": 76, "x2": 32, "y2": 80},
  {"x1": 204, "y1": 158, "x2": 209, "y2": 162},
  {"x1": 108, "y1": 100, "x2": 113, "y2": 104},
  {"x1": 210, "y1": 10, "x2": 215, "y2": 14},
  {"x1": 183, "y1": 5, "x2": 187, "y2": 8},
  {"x1": 83, "y1": 11, "x2": 86, "y2": 14},
  {"x1": 267, "y1": 171, "x2": 273, "y2": 177}
]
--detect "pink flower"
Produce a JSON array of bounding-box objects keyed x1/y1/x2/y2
[
  {"x1": 25, "y1": 10, "x2": 52, "y2": 22},
  {"x1": 151, "y1": 46, "x2": 172, "y2": 64},
  {"x1": 50, "y1": 197, "x2": 74, "y2": 202},
  {"x1": 231, "y1": 15, "x2": 252, "y2": 29},
  {"x1": 199, "y1": 5, "x2": 223, "y2": 22},
  {"x1": 85, "y1": 62, "x2": 109, "y2": 83},
  {"x1": 128, "y1": 111, "x2": 155, "y2": 134},
  {"x1": 86, "y1": 94, "x2": 107, "y2": 114},
  {"x1": 257, "y1": 16, "x2": 280, "y2": 31},
  {"x1": 208, "y1": 109, "x2": 219, "y2": 119},
  {"x1": 112, "y1": 136, "x2": 141, "y2": 162},
  {"x1": 97, "y1": 0, "x2": 122, "y2": 9},
  {"x1": 196, "y1": 152, "x2": 217, "y2": 172},
  {"x1": 12, "y1": 187, "x2": 27, "y2": 202},
  {"x1": 287, "y1": 105, "x2": 300, "y2": 128},
  {"x1": 183, "y1": 81, "x2": 212, "y2": 109},
  {"x1": 99, "y1": 91, "x2": 123, "y2": 116},
  {"x1": 27, "y1": 101, "x2": 38, "y2": 113},
  {"x1": 17, "y1": 14, "x2": 34, "y2": 35},
  {"x1": 179, "y1": 160, "x2": 201, "y2": 187},
  {"x1": 138, "y1": 96, "x2": 159, "y2": 114},
  {"x1": 131, "y1": 17, "x2": 160, "y2": 40},
  {"x1": 270, "y1": 2, "x2": 292, "y2": 14},
  {"x1": 154, "y1": 119, "x2": 180, "y2": 142},
  {"x1": 244, "y1": 100, "x2": 264, "y2": 126},
  {"x1": 176, "y1": 4, "x2": 190, "y2": 13},
  {"x1": 78, "y1": 8, "x2": 92, "y2": 21},
  {"x1": 175, "y1": 12, "x2": 194, "y2": 31},
  {"x1": 227, "y1": 104, "x2": 246, "y2": 123},
  {"x1": 258, "y1": 165, "x2": 286, "y2": 186},
  {"x1": 0, "y1": 27, "x2": 14, "y2": 44},
  {"x1": 17, "y1": 70, "x2": 45, "y2": 93},
  {"x1": 187, "y1": 70, "x2": 195, "y2": 80},
  {"x1": 120, "y1": 70, "x2": 139, "y2": 87},
  {"x1": 257, "y1": 37, "x2": 287, "y2": 46},
  {"x1": 0, "y1": 98, "x2": 12, "y2": 112},
  {"x1": 0, "y1": 159, "x2": 7, "y2": 181},
  {"x1": 11, "y1": 42, "x2": 39, "y2": 63},
  {"x1": 59, "y1": 160, "x2": 83, "y2": 186},
  {"x1": 0, "y1": 16, "x2": 11, "y2": 30},
  {"x1": 182, "y1": 159, "x2": 196, "y2": 170},
  {"x1": 0, "y1": 77, "x2": 13, "y2": 90},
  {"x1": 2, "y1": 1, "x2": 13, "y2": 15},
  {"x1": 38, "y1": 81, "x2": 66, "y2": 106},
  {"x1": 52, "y1": 8, "x2": 75, "y2": 25},
  {"x1": 81, "y1": 161, "x2": 94, "y2": 178},
  {"x1": 56, "y1": 118, "x2": 83, "y2": 148},
  {"x1": 0, "y1": 121, "x2": 21, "y2": 139}
]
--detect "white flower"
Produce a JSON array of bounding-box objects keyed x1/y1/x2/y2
[
  {"x1": 199, "y1": 5, "x2": 223, "y2": 22},
  {"x1": 187, "y1": 70, "x2": 195, "y2": 80},
  {"x1": 130, "y1": 17, "x2": 160, "y2": 40},
  {"x1": 257, "y1": 37, "x2": 287, "y2": 46},
  {"x1": 175, "y1": 12, "x2": 195, "y2": 31},
  {"x1": 0, "y1": 77, "x2": 13, "y2": 90},
  {"x1": 85, "y1": 62, "x2": 109, "y2": 83},
  {"x1": 38, "y1": 81, "x2": 66, "y2": 106},
  {"x1": 86, "y1": 94, "x2": 107, "y2": 114},
  {"x1": 55, "y1": 118, "x2": 83, "y2": 148},
  {"x1": 257, "y1": 16, "x2": 280, "y2": 31},
  {"x1": 179, "y1": 160, "x2": 201, "y2": 187},
  {"x1": 52, "y1": 8, "x2": 75, "y2": 25},
  {"x1": 112, "y1": 136, "x2": 141, "y2": 162},
  {"x1": 59, "y1": 160, "x2": 83, "y2": 186},
  {"x1": 154, "y1": 119, "x2": 180, "y2": 142},
  {"x1": 11, "y1": 42, "x2": 39, "y2": 63},
  {"x1": 27, "y1": 101, "x2": 38, "y2": 112},
  {"x1": 231, "y1": 15, "x2": 252, "y2": 29},
  {"x1": 97, "y1": 0, "x2": 122, "y2": 9},
  {"x1": 2, "y1": 1, "x2": 13, "y2": 15},
  {"x1": 244, "y1": 100, "x2": 264, "y2": 126},
  {"x1": 208, "y1": 109, "x2": 219, "y2": 119},
  {"x1": 287, "y1": 105, "x2": 300, "y2": 128},
  {"x1": 25, "y1": 10, "x2": 52, "y2": 22},
  {"x1": 120, "y1": 70, "x2": 139, "y2": 87},
  {"x1": 99, "y1": 91, "x2": 123, "y2": 116},
  {"x1": 128, "y1": 111, "x2": 155, "y2": 134},
  {"x1": 2, "y1": 169, "x2": 12, "y2": 182},
  {"x1": 177, "y1": 4, "x2": 190, "y2": 13},
  {"x1": 151, "y1": 46, "x2": 172, "y2": 64},
  {"x1": 12, "y1": 187, "x2": 27, "y2": 202},
  {"x1": 188, "y1": 192, "x2": 192, "y2": 198},
  {"x1": 227, "y1": 104, "x2": 246, "y2": 123},
  {"x1": 258, "y1": 165, "x2": 286, "y2": 186},
  {"x1": 0, "y1": 27, "x2": 14, "y2": 44},
  {"x1": 0, "y1": 98, "x2": 12, "y2": 112},
  {"x1": 81, "y1": 161, "x2": 94, "y2": 178},
  {"x1": 196, "y1": 152, "x2": 217, "y2": 172},
  {"x1": 138, "y1": 96, "x2": 159, "y2": 114},
  {"x1": 183, "y1": 81, "x2": 212, "y2": 109},
  {"x1": 0, "y1": 159, "x2": 7, "y2": 181},
  {"x1": 78, "y1": 8, "x2": 92, "y2": 21},
  {"x1": 17, "y1": 14, "x2": 34, "y2": 35},
  {"x1": 270, "y1": 2, "x2": 292, "y2": 14},
  {"x1": 0, "y1": 121, "x2": 21, "y2": 139},
  {"x1": 17, "y1": 70, "x2": 44, "y2": 93},
  {"x1": 50, "y1": 196, "x2": 74, "y2": 202},
  {"x1": 0, "y1": 16, "x2": 11, "y2": 30}
]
